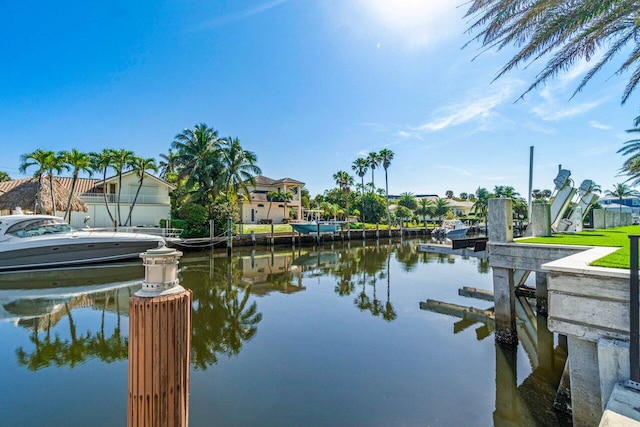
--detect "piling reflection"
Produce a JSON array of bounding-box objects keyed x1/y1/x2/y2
[{"x1": 423, "y1": 286, "x2": 570, "y2": 426}]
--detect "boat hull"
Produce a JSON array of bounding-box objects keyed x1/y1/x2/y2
[
  {"x1": 0, "y1": 236, "x2": 163, "y2": 271},
  {"x1": 290, "y1": 223, "x2": 340, "y2": 234}
]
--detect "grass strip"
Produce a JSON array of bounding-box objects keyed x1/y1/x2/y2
[{"x1": 519, "y1": 226, "x2": 640, "y2": 269}]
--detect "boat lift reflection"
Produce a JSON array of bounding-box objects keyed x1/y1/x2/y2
[{"x1": 421, "y1": 287, "x2": 570, "y2": 426}]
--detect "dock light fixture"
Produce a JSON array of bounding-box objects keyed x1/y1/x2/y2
[{"x1": 136, "y1": 243, "x2": 184, "y2": 297}]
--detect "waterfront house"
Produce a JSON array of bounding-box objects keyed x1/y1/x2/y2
[
  {"x1": 238, "y1": 176, "x2": 304, "y2": 224},
  {"x1": 599, "y1": 195, "x2": 638, "y2": 215},
  {"x1": 0, "y1": 171, "x2": 174, "y2": 228}
]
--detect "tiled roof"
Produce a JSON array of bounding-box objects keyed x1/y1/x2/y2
[
  {"x1": 251, "y1": 176, "x2": 304, "y2": 186},
  {"x1": 0, "y1": 177, "x2": 101, "y2": 195}
]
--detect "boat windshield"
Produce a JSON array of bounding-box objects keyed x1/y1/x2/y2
[{"x1": 6, "y1": 218, "x2": 77, "y2": 238}]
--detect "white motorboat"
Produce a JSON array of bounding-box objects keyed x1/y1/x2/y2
[
  {"x1": 432, "y1": 219, "x2": 470, "y2": 239},
  {"x1": 0, "y1": 215, "x2": 165, "y2": 271}
]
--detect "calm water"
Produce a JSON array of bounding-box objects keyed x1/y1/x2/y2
[{"x1": 0, "y1": 239, "x2": 568, "y2": 426}]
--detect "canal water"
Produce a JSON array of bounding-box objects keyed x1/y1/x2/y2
[{"x1": 0, "y1": 239, "x2": 569, "y2": 426}]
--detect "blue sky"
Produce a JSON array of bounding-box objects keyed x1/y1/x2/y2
[{"x1": 1, "y1": 1, "x2": 636, "y2": 198}]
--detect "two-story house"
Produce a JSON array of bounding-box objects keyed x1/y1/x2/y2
[
  {"x1": 238, "y1": 176, "x2": 304, "y2": 224},
  {"x1": 0, "y1": 171, "x2": 174, "y2": 229}
]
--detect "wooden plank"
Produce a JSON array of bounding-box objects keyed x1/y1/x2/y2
[{"x1": 458, "y1": 286, "x2": 494, "y2": 301}]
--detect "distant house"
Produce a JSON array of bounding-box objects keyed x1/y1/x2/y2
[
  {"x1": 599, "y1": 195, "x2": 639, "y2": 215},
  {"x1": 238, "y1": 176, "x2": 304, "y2": 224},
  {"x1": 0, "y1": 171, "x2": 175, "y2": 228}
]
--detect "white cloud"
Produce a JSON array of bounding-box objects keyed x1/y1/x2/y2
[
  {"x1": 588, "y1": 120, "x2": 613, "y2": 130},
  {"x1": 414, "y1": 84, "x2": 515, "y2": 132},
  {"x1": 196, "y1": 0, "x2": 289, "y2": 29}
]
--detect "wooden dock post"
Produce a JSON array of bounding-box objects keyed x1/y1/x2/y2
[{"x1": 128, "y1": 246, "x2": 191, "y2": 427}]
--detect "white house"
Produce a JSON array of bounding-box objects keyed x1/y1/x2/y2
[
  {"x1": 0, "y1": 171, "x2": 175, "y2": 229},
  {"x1": 237, "y1": 176, "x2": 304, "y2": 224}
]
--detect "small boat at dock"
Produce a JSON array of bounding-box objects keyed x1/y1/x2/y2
[{"x1": 290, "y1": 221, "x2": 340, "y2": 235}]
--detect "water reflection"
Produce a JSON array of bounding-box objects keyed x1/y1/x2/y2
[
  {"x1": 179, "y1": 256, "x2": 262, "y2": 370},
  {"x1": 0, "y1": 239, "x2": 568, "y2": 426}
]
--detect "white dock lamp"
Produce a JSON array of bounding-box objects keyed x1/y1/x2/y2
[{"x1": 136, "y1": 243, "x2": 184, "y2": 297}]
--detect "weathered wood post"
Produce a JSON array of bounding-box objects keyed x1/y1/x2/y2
[
  {"x1": 128, "y1": 245, "x2": 191, "y2": 427},
  {"x1": 227, "y1": 216, "x2": 232, "y2": 257},
  {"x1": 488, "y1": 198, "x2": 517, "y2": 346},
  {"x1": 270, "y1": 223, "x2": 275, "y2": 246}
]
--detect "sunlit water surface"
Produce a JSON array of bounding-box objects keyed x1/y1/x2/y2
[{"x1": 0, "y1": 239, "x2": 568, "y2": 426}]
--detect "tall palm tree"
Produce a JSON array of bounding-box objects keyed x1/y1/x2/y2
[
  {"x1": 367, "y1": 152, "x2": 380, "y2": 192},
  {"x1": 605, "y1": 183, "x2": 640, "y2": 213},
  {"x1": 19, "y1": 149, "x2": 68, "y2": 215},
  {"x1": 219, "y1": 137, "x2": 262, "y2": 201},
  {"x1": 434, "y1": 198, "x2": 451, "y2": 222},
  {"x1": 89, "y1": 149, "x2": 116, "y2": 225},
  {"x1": 172, "y1": 123, "x2": 224, "y2": 208},
  {"x1": 110, "y1": 149, "x2": 136, "y2": 226},
  {"x1": 158, "y1": 149, "x2": 178, "y2": 181},
  {"x1": 59, "y1": 148, "x2": 92, "y2": 222},
  {"x1": 333, "y1": 171, "x2": 354, "y2": 222},
  {"x1": 279, "y1": 191, "x2": 293, "y2": 221},
  {"x1": 472, "y1": 187, "x2": 492, "y2": 232},
  {"x1": 124, "y1": 156, "x2": 158, "y2": 226},
  {"x1": 379, "y1": 149, "x2": 394, "y2": 226},
  {"x1": 351, "y1": 157, "x2": 369, "y2": 222}
]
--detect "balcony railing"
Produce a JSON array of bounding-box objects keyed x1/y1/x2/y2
[{"x1": 80, "y1": 193, "x2": 170, "y2": 205}]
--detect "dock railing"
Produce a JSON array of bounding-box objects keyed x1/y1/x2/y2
[{"x1": 628, "y1": 235, "x2": 640, "y2": 389}]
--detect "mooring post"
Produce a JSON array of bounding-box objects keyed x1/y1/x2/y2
[
  {"x1": 251, "y1": 230, "x2": 256, "y2": 246},
  {"x1": 488, "y1": 198, "x2": 517, "y2": 345},
  {"x1": 209, "y1": 219, "x2": 214, "y2": 246},
  {"x1": 227, "y1": 216, "x2": 232, "y2": 257},
  {"x1": 270, "y1": 223, "x2": 274, "y2": 246},
  {"x1": 128, "y1": 246, "x2": 191, "y2": 427},
  {"x1": 316, "y1": 222, "x2": 321, "y2": 244}
]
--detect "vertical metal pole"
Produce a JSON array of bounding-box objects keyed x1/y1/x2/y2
[
  {"x1": 210, "y1": 219, "x2": 214, "y2": 246},
  {"x1": 630, "y1": 235, "x2": 640, "y2": 387}
]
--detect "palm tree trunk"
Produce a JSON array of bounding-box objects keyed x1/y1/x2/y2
[
  {"x1": 385, "y1": 169, "x2": 391, "y2": 227},
  {"x1": 101, "y1": 169, "x2": 115, "y2": 225},
  {"x1": 117, "y1": 172, "x2": 123, "y2": 226},
  {"x1": 48, "y1": 173, "x2": 56, "y2": 216},
  {"x1": 125, "y1": 175, "x2": 144, "y2": 226},
  {"x1": 64, "y1": 172, "x2": 78, "y2": 222}
]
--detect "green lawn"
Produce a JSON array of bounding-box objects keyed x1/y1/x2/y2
[{"x1": 520, "y1": 226, "x2": 640, "y2": 269}]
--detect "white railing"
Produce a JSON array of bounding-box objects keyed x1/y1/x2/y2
[
  {"x1": 89, "y1": 226, "x2": 183, "y2": 239},
  {"x1": 80, "y1": 194, "x2": 170, "y2": 205}
]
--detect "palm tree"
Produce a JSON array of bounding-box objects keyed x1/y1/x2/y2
[
  {"x1": 415, "y1": 198, "x2": 435, "y2": 229},
  {"x1": 367, "y1": 151, "x2": 381, "y2": 192},
  {"x1": 352, "y1": 157, "x2": 369, "y2": 222},
  {"x1": 172, "y1": 123, "x2": 224, "y2": 208},
  {"x1": 266, "y1": 191, "x2": 279, "y2": 222},
  {"x1": 110, "y1": 149, "x2": 136, "y2": 226},
  {"x1": 605, "y1": 183, "x2": 640, "y2": 213},
  {"x1": 379, "y1": 149, "x2": 394, "y2": 226},
  {"x1": 472, "y1": 187, "x2": 492, "y2": 232},
  {"x1": 89, "y1": 149, "x2": 116, "y2": 225},
  {"x1": 618, "y1": 127, "x2": 640, "y2": 185},
  {"x1": 158, "y1": 149, "x2": 178, "y2": 181},
  {"x1": 219, "y1": 137, "x2": 262, "y2": 201},
  {"x1": 333, "y1": 171, "x2": 354, "y2": 223},
  {"x1": 0, "y1": 171, "x2": 9, "y2": 181},
  {"x1": 433, "y1": 198, "x2": 451, "y2": 222},
  {"x1": 19, "y1": 149, "x2": 68, "y2": 215},
  {"x1": 59, "y1": 148, "x2": 92, "y2": 222},
  {"x1": 465, "y1": 0, "x2": 640, "y2": 123},
  {"x1": 124, "y1": 156, "x2": 158, "y2": 226},
  {"x1": 278, "y1": 191, "x2": 293, "y2": 221}
]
